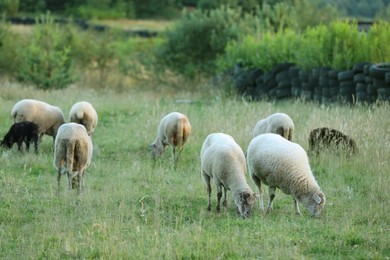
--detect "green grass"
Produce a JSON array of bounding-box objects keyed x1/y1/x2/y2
[{"x1": 0, "y1": 81, "x2": 389, "y2": 259}]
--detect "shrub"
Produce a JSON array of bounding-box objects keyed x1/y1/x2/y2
[
  {"x1": 17, "y1": 13, "x2": 76, "y2": 90},
  {"x1": 0, "y1": 20, "x2": 23, "y2": 76},
  {"x1": 218, "y1": 29, "x2": 300, "y2": 72},
  {"x1": 0, "y1": 0, "x2": 19, "y2": 16},
  {"x1": 367, "y1": 21, "x2": 390, "y2": 62},
  {"x1": 156, "y1": 6, "x2": 257, "y2": 78},
  {"x1": 293, "y1": 25, "x2": 331, "y2": 70},
  {"x1": 329, "y1": 20, "x2": 370, "y2": 70}
]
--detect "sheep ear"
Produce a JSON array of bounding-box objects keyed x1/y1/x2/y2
[
  {"x1": 313, "y1": 193, "x2": 322, "y2": 204},
  {"x1": 244, "y1": 192, "x2": 257, "y2": 205}
]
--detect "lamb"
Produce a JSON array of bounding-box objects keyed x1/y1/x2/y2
[
  {"x1": 150, "y1": 112, "x2": 191, "y2": 164},
  {"x1": 54, "y1": 123, "x2": 93, "y2": 193},
  {"x1": 69, "y1": 101, "x2": 98, "y2": 136},
  {"x1": 11, "y1": 99, "x2": 65, "y2": 142},
  {"x1": 0, "y1": 121, "x2": 39, "y2": 154},
  {"x1": 252, "y1": 112, "x2": 294, "y2": 140},
  {"x1": 309, "y1": 127, "x2": 358, "y2": 155},
  {"x1": 200, "y1": 133, "x2": 257, "y2": 218},
  {"x1": 247, "y1": 133, "x2": 326, "y2": 218}
]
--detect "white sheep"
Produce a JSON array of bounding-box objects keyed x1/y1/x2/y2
[
  {"x1": 69, "y1": 101, "x2": 98, "y2": 136},
  {"x1": 201, "y1": 133, "x2": 257, "y2": 218},
  {"x1": 150, "y1": 112, "x2": 191, "y2": 164},
  {"x1": 54, "y1": 123, "x2": 93, "y2": 193},
  {"x1": 247, "y1": 133, "x2": 326, "y2": 217},
  {"x1": 252, "y1": 112, "x2": 294, "y2": 140},
  {"x1": 11, "y1": 99, "x2": 65, "y2": 141}
]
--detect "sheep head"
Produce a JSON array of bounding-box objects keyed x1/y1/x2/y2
[
  {"x1": 234, "y1": 191, "x2": 257, "y2": 219},
  {"x1": 301, "y1": 191, "x2": 326, "y2": 218},
  {"x1": 149, "y1": 141, "x2": 165, "y2": 158}
]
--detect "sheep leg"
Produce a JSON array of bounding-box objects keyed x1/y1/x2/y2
[
  {"x1": 34, "y1": 140, "x2": 38, "y2": 154},
  {"x1": 77, "y1": 172, "x2": 83, "y2": 194},
  {"x1": 17, "y1": 141, "x2": 23, "y2": 153},
  {"x1": 202, "y1": 172, "x2": 212, "y2": 211},
  {"x1": 266, "y1": 187, "x2": 276, "y2": 214},
  {"x1": 252, "y1": 175, "x2": 264, "y2": 212},
  {"x1": 222, "y1": 187, "x2": 227, "y2": 208},
  {"x1": 216, "y1": 184, "x2": 223, "y2": 213},
  {"x1": 171, "y1": 146, "x2": 176, "y2": 164},
  {"x1": 293, "y1": 199, "x2": 302, "y2": 216},
  {"x1": 25, "y1": 141, "x2": 30, "y2": 153},
  {"x1": 57, "y1": 163, "x2": 62, "y2": 194}
]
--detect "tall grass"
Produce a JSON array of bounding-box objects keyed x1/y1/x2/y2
[{"x1": 0, "y1": 81, "x2": 389, "y2": 259}]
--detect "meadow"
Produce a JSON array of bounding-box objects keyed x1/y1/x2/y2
[{"x1": 0, "y1": 80, "x2": 389, "y2": 259}]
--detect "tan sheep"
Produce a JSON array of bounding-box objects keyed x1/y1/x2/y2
[
  {"x1": 54, "y1": 123, "x2": 93, "y2": 193},
  {"x1": 252, "y1": 112, "x2": 294, "y2": 140},
  {"x1": 69, "y1": 101, "x2": 98, "y2": 136},
  {"x1": 201, "y1": 133, "x2": 257, "y2": 218},
  {"x1": 11, "y1": 99, "x2": 65, "y2": 142},
  {"x1": 150, "y1": 112, "x2": 191, "y2": 164}
]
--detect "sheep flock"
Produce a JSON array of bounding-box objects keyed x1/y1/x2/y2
[{"x1": 2, "y1": 98, "x2": 361, "y2": 219}]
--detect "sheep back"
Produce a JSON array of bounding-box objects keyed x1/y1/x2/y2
[
  {"x1": 54, "y1": 123, "x2": 93, "y2": 190},
  {"x1": 247, "y1": 133, "x2": 325, "y2": 217},
  {"x1": 69, "y1": 101, "x2": 98, "y2": 136},
  {"x1": 11, "y1": 99, "x2": 65, "y2": 138},
  {"x1": 253, "y1": 113, "x2": 294, "y2": 140}
]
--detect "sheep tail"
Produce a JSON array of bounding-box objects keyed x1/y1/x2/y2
[
  {"x1": 174, "y1": 118, "x2": 185, "y2": 149},
  {"x1": 11, "y1": 109, "x2": 17, "y2": 122},
  {"x1": 275, "y1": 127, "x2": 292, "y2": 141},
  {"x1": 66, "y1": 140, "x2": 77, "y2": 189},
  {"x1": 76, "y1": 110, "x2": 84, "y2": 120}
]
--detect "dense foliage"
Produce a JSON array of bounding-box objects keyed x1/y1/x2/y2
[
  {"x1": 0, "y1": 0, "x2": 389, "y2": 19},
  {"x1": 217, "y1": 20, "x2": 390, "y2": 72},
  {"x1": 155, "y1": 7, "x2": 257, "y2": 78}
]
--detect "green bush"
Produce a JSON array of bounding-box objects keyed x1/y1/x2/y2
[
  {"x1": 156, "y1": 6, "x2": 257, "y2": 78},
  {"x1": 218, "y1": 29, "x2": 300, "y2": 71},
  {"x1": 0, "y1": 20, "x2": 23, "y2": 76},
  {"x1": 293, "y1": 25, "x2": 331, "y2": 70},
  {"x1": 328, "y1": 20, "x2": 370, "y2": 70},
  {"x1": 17, "y1": 14, "x2": 76, "y2": 90},
  {"x1": 367, "y1": 21, "x2": 390, "y2": 62},
  {"x1": 219, "y1": 20, "x2": 384, "y2": 73},
  {"x1": 0, "y1": 0, "x2": 20, "y2": 15}
]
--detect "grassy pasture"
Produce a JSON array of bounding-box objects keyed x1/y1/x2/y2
[{"x1": 0, "y1": 81, "x2": 389, "y2": 259}]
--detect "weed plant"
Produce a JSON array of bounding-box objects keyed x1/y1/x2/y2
[{"x1": 0, "y1": 82, "x2": 389, "y2": 259}]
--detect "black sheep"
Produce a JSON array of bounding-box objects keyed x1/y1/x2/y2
[
  {"x1": 1, "y1": 121, "x2": 39, "y2": 154},
  {"x1": 308, "y1": 127, "x2": 358, "y2": 155}
]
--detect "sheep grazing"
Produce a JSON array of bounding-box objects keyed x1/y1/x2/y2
[
  {"x1": 252, "y1": 112, "x2": 294, "y2": 140},
  {"x1": 69, "y1": 101, "x2": 98, "y2": 136},
  {"x1": 54, "y1": 123, "x2": 93, "y2": 193},
  {"x1": 1, "y1": 121, "x2": 39, "y2": 154},
  {"x1": 247, "y1": 133, "x2": 326, "y2": 218},
  {"x1": 150, "y1": 112, "x2": 191, "y2": 164},
  {"x1": 11, "y1": 99, "x2": 65, "y2": 142},
  {"x1": 309, "y1": 127, "x2": 358, "y2": 155},
  {"x1": 201, "y1": 133, "x2": 257, "y2": 218}
]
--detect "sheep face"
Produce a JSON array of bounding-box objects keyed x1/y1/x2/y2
[
  {"x1": 300, "y1": 191, "x2": 326, "y2": 218},
  {"x1": 234, "y1": 191, "x2": 257, "y2": 219},
  {"x1": 149, "y1": 142, "x2": 165, "y2": 158},
  {"x1": 0, "y1": 136, "x2": 13, "y2": 148}
]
